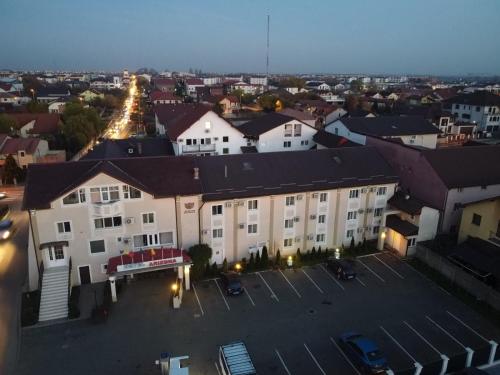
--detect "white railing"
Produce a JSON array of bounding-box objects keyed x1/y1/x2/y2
[
  {"x1": 182, "y1": 144, "x2": 216, "y2": 153},
  {"x1": 92, "y1": 200, "x2": 123, "y2": 217}
]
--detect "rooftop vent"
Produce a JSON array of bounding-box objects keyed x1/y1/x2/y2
[{"x1": 193, "y1": 167, "x2": 199, "y2": 180}]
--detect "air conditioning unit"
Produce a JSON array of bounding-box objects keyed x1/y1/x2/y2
[
  {"x1": 370, "y1": 187, "x2": 376, "y2": 193},
  {"x1": 225, "y1": 202, "x2": 232, "y2": 208},
  {"x1": 297, "y1": 195, "x2": 303, "y2": 200},
  {"x1": 358, "y1": 209, "x2": 365, "y2": 214},
  {"x1": 294, "y1": 216, "x2": 300, "y2": 222},
  {"x1": 125, "y1": 217, "x2": 135, "y2": 225},
  {"x1": 239, "y1": 223, "x2": 245, "y2": 229},
  {"x1": 237, "y1": 201, "x2": 245, "y2": 207},
  {"x1": 312, "y1": 193, "x2": 318, "y2": 198},
  {"x1": 310, "y1": 214, "x2": 317, "y2": 220},
  {"x1": 307, "y1": 234, "x2": 314, "y2": 240},
  {"x1": 202, "y1": 230, "x2": 208, "y2": 235},
  {"x1": 366, "y1": 208, "x2": 374, "y2": 213},
  {"x1": 214, "y1": 137, "x2": 219, "y2": 141},
  {"x1": 204, "y1": 129, "x2": 210, "y2": 133},
  {"x1": 361, "y1": 188, "x2": 367, "y2": 193},
  {"x1": 178, "y1": 139, "x2": 183, "y2": 143}
]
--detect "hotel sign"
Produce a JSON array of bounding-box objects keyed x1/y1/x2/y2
[{"x1": 117, "y1": 256, "x2": 184, "y2": 272}]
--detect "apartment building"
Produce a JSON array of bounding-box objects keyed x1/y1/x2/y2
[
  {"x1": 447, "y1": 92, "x2": 500, "y2": 132},
  {"x1": 24, "y1": 148, "x2": 398, "y2": 293}
]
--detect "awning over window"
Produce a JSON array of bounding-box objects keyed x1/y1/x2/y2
[{"x1": 39, "y1": 241, "x2": 69, "y2": 250}]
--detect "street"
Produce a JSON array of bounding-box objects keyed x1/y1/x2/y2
[
  {"x1": 0, "y1": 186, "x2": 29, "y2": 375},
  {"x1": 103, "y1": 75, "x2": 138, "y2": 140}
]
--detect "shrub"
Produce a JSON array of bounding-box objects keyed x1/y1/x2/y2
[
  {"x1": 304, "y1": 250, "x2": 311, "y2": 261},
  {"x1": 222, "y1": 258, "x2": 228, "y2": 273},
  {"x1": 350, "y1": 237, "x2": 355, "y2": 250},
  {"x1": 241, "y1": 257, "x2": 247, "y2": 273},
  {"x1": 68, "y1": 286, "x2": 81, "y2": 319},
  {"x1": 255, "y1": 251, "x2": 261, "y2": 269},
  {"x1": 275, "y1": 250, "x2": 281, "y2": 268},
  {"x1": 317, "y1": 246, "x2": 322, "y2": 259},
  {"x1": 204, "y1": 263, "x2": 211, "y2": 277},
  {"x1": 295, "y1": 248, "x2": 302, "y2": 267},
  {"x1": 211, "y1": 262, "x2": 218, "y2": 276},
  {"x1": 311, "y1": 246, "x2": 317, "y2": 259},
  {"x1": 21, "y1": 291, "x2": 40, "y2": 326},
  {"x1": 188, "y1": 244, "x2": 213, "y2": 280},
  {"x1": 248, "y1": 253, "x2": 255, "y2": 271},
  {"x1": 261, "y1": 246, "x2": 269, "y2": 268}
]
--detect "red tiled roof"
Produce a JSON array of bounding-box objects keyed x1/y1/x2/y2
[
  {"x1": 0, "y1": 138, "x2": 40, "y2": 154},
  {"x1": 154, "y1": 78, "x2": 176, "y2": 87},
  {"x1": 0, "y1": 83, "x2": 13, "y2": 92},
  {"x1": 185, "y1": 78, "x2": 203, "y2": 85},
  {"x1": 220, "y1": 95, "x2": 239, "y2": 104},
  {"x1": 150, "y1": 91, "x2": 180, "y2": 101},
  {"x1": 7, "y1": 113, "x2": 60, "y2": 133},
  {"x1": 107, "y1": 248, "x2": 191, "y2": 274}
]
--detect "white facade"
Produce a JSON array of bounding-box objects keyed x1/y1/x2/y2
[
  {"x1": 249, "y1": 77, "x2": 268, "y2": 86},
  {"x1": 247, "y1": 119, "x2": 317, "y2": 153},
  {"x1": 202, "y1": 77, "x2": 222, "y2": 86},
  {"x1": 319, "y1": 92, "x2": 345, "y2": 105},
  {"x1": 451, "y1": 103, "x2": 500, "y2": 132}
]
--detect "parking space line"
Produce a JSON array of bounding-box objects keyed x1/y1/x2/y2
[
  {"x1": 213, "y1": 279, "x2": 231, "y2": 311},
  {"x1": 191, "y1": 282, "x2": 205, "y2": 316},
  {"x1": 426, "y1": 316, "x2": 466, "y2": 349},
  {"x1": 275, "y1": 349, "x2": 292, "y2": 375},
  {"x1": 244, "y1": 287, "x2": 256, "y2": 307},
  {"x1": 329, "y1": 337, "x2": 362, "y2": 375},
  {"x1": 303, "y1": 343, "x2": 326, "y2": 375},
  {"x1": 404, "y1": 321, "x2": 442, "y2": 356},
  {"x1": 279, "y1": 269, "x2": 302, "y2": 298},
  {"x1": 357, "y1": 259, "x2": 386, "y2": 283},
  {"x1": 374, "y1": 255, "x2": 405, "y2": 279},
  {"x1": 318, "y1": 264, "x2": 345, "y2": 291},
  {"x1": 214, "y1": 361, "x2": 221, "y2": 375},
  {"x1": 447, "y1": 311, "x2": 489, "y2": 343},
  {"x1": 256, "y1": 272, "x2": 279, "y2": 302},
  {"x1": 301, "y1": 268, "x2": 324, "y2": 294},
  {"x1": 355, "y1": 277, "x2": 366, "y2": 287},
  {"x1": 380, "y1": 325, "x2": 418, "y2": 363}
]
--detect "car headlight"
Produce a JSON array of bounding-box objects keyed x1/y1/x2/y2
[{"x1": 2, "y1": 230, "x2": 10, "y2": 239}]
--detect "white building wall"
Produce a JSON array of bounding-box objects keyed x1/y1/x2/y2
[
  {"x1": 325, "y1": 121, "x2": 367, "y2": 145},
  {"x1": 256, "y1": 120, "x2": 317, "y2": 153},
  {"x1": 451, "y1": 104, "x2": 500, "y2": 131}
]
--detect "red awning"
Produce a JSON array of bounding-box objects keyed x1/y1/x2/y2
[{"x1": 107, "y1": 247, "x2": 191, "y2": 274}]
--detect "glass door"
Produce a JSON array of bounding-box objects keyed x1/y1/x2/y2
[{"x1": 47, "y1": 245, "x2": 66, "y2": 267}]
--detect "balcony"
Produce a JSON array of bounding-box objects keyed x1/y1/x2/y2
[
  {"x1": 182, "y1": 144, "x2": 216, "y2": 153},
  {"x1": 92, "y1": 200, "x2": 123, "y2": 217}
]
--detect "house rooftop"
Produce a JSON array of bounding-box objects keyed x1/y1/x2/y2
[
  {"x1": 1, "y1": 138, "x2": 40, "y2": 155},
  {"x1": 388, "y1": 191, "x2": 426, "y2": 215},
  {"x1": 447, "y1": 91, "x2": 500, "y2": 107},
  {"x1": 7, "y1": 113, "x2": 60, "y2": 134},
  {"x1": 238, "y1": 112, "x2": 297, "y2": 137},
  {"x1": 279, "y1": 108, "x2": 315, "y2": 122},
  {"x1": 339, "y1": 115, "x2": 441, "y2": 137},
  {"x1": 313, "y1": 130, "x2": 359, "y2": 148},
  {"x1": 154, "y1": 103, "x2": 212, "y2": 140},
  {"x1": 386, "y1": 214, "x2": 419, "y2": 236},
  {"x1": 82, "y1": 138, "x2": 174, "y2": 160}
]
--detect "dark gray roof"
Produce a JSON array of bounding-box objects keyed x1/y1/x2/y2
[
  {"x1": 154, "y1": 104, "x2": 212, "y2": 140},
  {"x1": 339, "y1": 116, "x2": 441, "y2": 137},
  {"x1": 447, "y1": 91, "x2": 500, "y2": 107},
  {"x1": 196, "y1": 147, "x2": 398, "y2": 201},
  {"x1": 82, "y1": 138, "x2": 174, "y2": 160},
  {"x1": 388, "y1": 192, "x2": 426, "y2": 215},
  {"x1": 449, "y1": 237, "x2": 500, "y2": 281},
  {"x1": 386, "y1": 215, "x2": 419, "y2": 236},
  {"x1": 36, "y1": 85, "x2": 71, "y2": 97},
  {"x1": 238, "y1": 113, "x2": 296, "y2": 137},
  {"x1": 24, "y1": 148, "x2": 399, "y2": 210},
  {"x1": 313, "y1": 130, "x2": 360, "y2": 148},
  {"x1": 421, "y1": 145, "x2": 500, "y2": 188}
]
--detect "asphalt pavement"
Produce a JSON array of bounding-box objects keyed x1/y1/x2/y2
[{"x1": 0, "y1": 186, "x2": 29, "y2": 375}]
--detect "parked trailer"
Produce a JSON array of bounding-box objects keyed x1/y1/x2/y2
[{"x1": 219, "y1": 341, "x2": 257, "y2": 375}]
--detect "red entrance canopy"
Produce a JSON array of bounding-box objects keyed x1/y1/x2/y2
[{"x1": 107, "y1": 247, "x2": 191, "y2": 274}]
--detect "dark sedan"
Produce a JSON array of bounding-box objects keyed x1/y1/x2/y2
[{"x1": 326, "y1": 257, "x2": 356, "y2": 280}]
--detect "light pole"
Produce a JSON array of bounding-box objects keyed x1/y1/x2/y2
[{"x1": 30, "y1": 89, "x2": 35, "y2": 101}]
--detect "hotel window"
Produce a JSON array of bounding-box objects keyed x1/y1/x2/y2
[
  {"x1": 373, "y1": 226, "x2": 380, "y2": 235},
  {"x1": 223, "y1": 148, "x2": 229, "y2": 154},
  {"x1": 374, "y1": 208, "x2": 383, "y2": 217},
  {"x1": 285, "y1": 196, "x2": 295, "y2": 206},
  {"x1": 283, "y1": 238, "x2": 293, "y2": 247},
  {"x1": 142, "y1": 212, "x2": 155, "y2": 224},
  {"x1": 377, "y1": 187, "x2": 387, "y2": 196},
  {"x1": 349, "y1": 189, "x2": 359, "y2": 199},
  {"x1": 212, "y1": 205, "x2": 223, "y2": 216},
  {"x1": 89, "y1": 240, "x2": 105, "y2": 254},
  {"x1": 159, "y1": 231, "x2": 174, "y2": 244},
  {"x1": 472, "y1": 213, "x2": 482, "y2": 226},
  {"x1": 294, "y1": 123, "x2": 302, "y2": 136},
  {"x1": 123, "y1": 185, "x2": 141, "y2": 199},
  {"x1": 212, "y1": 228, "x2": 223, "y2": 238},
  {"x1": 223, "y1": 136, "x2": 229, "y2": 142},
  {"x1": 319, "y1": 192, "x2": 328, "y2": 202},
  {"x1": 318, "y1": 215, "x2": 326, "y2": 224},
  {"x1": 63, "y1": 188, "x2": 86, "y2": 205},
  {"x1": 284, "y1": 124, "x2": 292, "y2": 137},
  {"x1": 247, "y1": 224, "x2": 258, "y2": 234},
  {"x1": 346, "y1": 230, "x2": 354, "y2": 238},
  {"x1": 283, "y1": 141, "x2": 291, "y2": 148},
  {"x1": 90, "y1": 186, "x2": 119, "y2": 203},
  {"x1": 284, "y1": 219, "x2": 294, "y2": 229},
  {"x1": 248, "y1": 200, "x2": 258, "y2": 210},
  {"x1": 94, "y1": 216, "x2": 122, "y2": 229},
  {"x1": 316, "y1": 234, "x2": 325, "y2": 242},
  {"x1": 56, "y1": 221, "x2": 71, "y2": 233},
  {"x1": 347, "y1": 211, "x2": 357, "y2": 220}
]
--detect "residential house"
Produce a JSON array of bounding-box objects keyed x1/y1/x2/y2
[
  {"x1": 153, "y1": 78, "x2": 176, "y2": 93},
  {"x1": 369, "y1": 140, "x2": 500, "y2": 233},
  {"x1": 319, "y1": 92, "x2": 345, "y2": 105},
  {"x1": 219, "y1": 96, "x2": 241, "y2": 114},
  {"x1": 8, "y1": 113, "x2": 61, "y2": 138},
  {"x1": 82, "y1": 138, "x2": 174, "y2": 160},
  {"x1": 79, "y1": 89, "x2": 104, "y2": 103},
  {"x1": 202, "y1": 77, "x2": 223, "y2": 86},
  {"x1": 185, "y1": 79, "x2": 205, "y2": 98},
  {"x1": 458, "y1": 196, "x2": 500, "y2": 245},
  {"x1": 150, "y1": 91, "x2": 182, "y2": 105},
  {"x1": 48, "y1": 100, "x2": 69, "y2": 114},
  {"x1": 306, "y1": 81, "x2": 331, "y2": 91},
  {"x1": 35, "y1": 85, "x2": 71, "y2": 103},
  {"x1": 326, "y1": 116, "x2": 441, "y2": 149},
  {"x1": 249, "y1": 77, "x2": 268, "y2": 86},
  {"x1": 380, "y1": 192, "x2": 440, "y2": 256},
  {"x1": 90, "y1": 77, "x2": 122, "y2": 91},
  {"x1": 230, "y1": 82, "x2": 261, "y2": 95},
  {"x1": 446, "y1": 92, "x2": 500, "y2": 132},
  {"x1": 238, "y1": 113, "x2": 317, "y2": 153},
  {"x1": 0, "y1": 92, "x2": 25, "y2": 106},
  {"x1": 0, "y1": 138, "x2": 65, "y2": 169},
  {"x1": 313, "y1": 130, "x2": 359, "y2": 150},
  {"x1": 154, "y1": 104, "x2": 245, "y2": 155}
]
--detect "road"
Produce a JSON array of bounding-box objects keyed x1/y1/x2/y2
[
  {"x1": 0, "y1": 186, "x2": 29, "y2": 375},
  {"x1": 103, "y1": 75, "x2": 138, "y2": 140}
]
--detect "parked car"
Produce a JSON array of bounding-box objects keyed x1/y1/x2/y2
[
  {"x1": 326, "y1": 257, "x2": 356, "y2": 280},
  {"x1": 0, "y1": 219, "x2": 13, "y2": 240},
  {"x1": 220, "y1": 272, "x2": 244, "y2": 296},
  {"x1": 338, "y1": 332, "x2": 388, "y2": 374}
]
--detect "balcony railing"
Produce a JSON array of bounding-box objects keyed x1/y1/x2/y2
[
  {"x1": 182, "y1": 144, "x2": 216, "y2": 153},
  {"x1": 92, "y1": 200, "x2": 123, "y2": 217}
]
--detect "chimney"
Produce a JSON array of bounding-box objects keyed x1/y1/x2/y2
[
  {"x1": 137, "y1": 142, "x2": 142, "y2": 155},
  {"x1": 193, "y1": 167, "x2": 199, "y2": 180}
]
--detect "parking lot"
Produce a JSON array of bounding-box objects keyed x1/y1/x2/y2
[{"x1": 17, "y1": 252, "x2": 500, "y2": 375}]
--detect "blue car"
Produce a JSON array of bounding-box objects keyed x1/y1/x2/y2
[{"x1": 338, "y1": 332, "x2": 388, "y2": 374}]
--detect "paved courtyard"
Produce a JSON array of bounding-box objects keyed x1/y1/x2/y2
[{"x1": 17, "y1": 252, "x2": 500, "y2": 375}]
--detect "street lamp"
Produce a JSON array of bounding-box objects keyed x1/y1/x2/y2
[
  {"x1": 287, "y1": 255, "x2": 293, "y2": 267},
  {"x1": 30, "y1": 89, "x2": 35, "y2": 100},
  {"x1": 235, "y1": 263, "x2": 242, "y2": 272},
  {"x1": 171, "y1": 283, "x2": 178, "y2": 293}
]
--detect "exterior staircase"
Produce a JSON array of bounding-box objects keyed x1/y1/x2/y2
[{"x1": 38, "y1": 266, "x2": 70, "y2": 322}]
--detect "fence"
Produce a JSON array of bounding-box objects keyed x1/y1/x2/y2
[{"x1": 415, "y1": 245, "x2": 500, "y2": 311}]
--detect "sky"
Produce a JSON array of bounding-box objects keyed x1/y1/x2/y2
[{"x1": 1, "y1": 0, "x2": 500, "y2": 76}]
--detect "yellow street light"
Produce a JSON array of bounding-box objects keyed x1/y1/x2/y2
[
  {"x1": 235, "y1": 263, "x2": 242, "y2": 271},
  {"x1": 381, "y1": 231, "x2": 386, "y2": 239},
  {"x1": 171, "y1": 283, "x2": 178, "y2": 292}
]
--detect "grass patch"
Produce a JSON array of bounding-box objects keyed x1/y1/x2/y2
[
  {"x1": 408, "y1": 258, "x2": 500, "y2": 329},
  {"x1": 21, "y1": 290, "x2": 40, "y2": 326}
]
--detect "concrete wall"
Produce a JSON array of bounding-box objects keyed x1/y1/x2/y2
[{"x1": 416, "y1": 245, "x2": 500, "y2": 311}]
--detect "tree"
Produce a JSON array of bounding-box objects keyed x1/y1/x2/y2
[
  {"x1": 62, "y1": 103, "x2": 105, "y2": 154},
  {"x1": 188, "y1": 244, "x2": 212, "y2": 280},
  {"x1": 213, "y1": 102, "x2": 224, "y2": 116},
  {"x1": 248, "y1": 253, "x2": 255, "y2": 271},
  {"x1": 261, "y1": 246, "x2": 269, "y2": 268},
  {"x1": 257, "y1": 94, "x2": 279, "y2": 111},
  {"x1": 295, "y1": 248, "x2": 302, "y2": 267},
  {"x1": 2, "y1": 154, "x2": 22, "y2": 184},
  {"x1": 26, "y1": 101, "x2": 48, "y2": 113},
  {"x1": 222, "y1": 258, "x2": 228, "y2": 273},
  {"x1": 255, "y1": 250, "x2": 261, "y2": 269},
  {"x1": 275, "y1": 250, "x2": 281, "y2": 268},
  {"x1": 175, "y1": 81, "x2": 187, "y2": 97},
  {"x1": 345, "y1": 95, "x2": 359, "y2": 112},
  {"x1": 350, "y1": 79, "x2": 363, "y2": 93},
  {"x1": 0, "y1": 114, "x2": 16, "y2": 134},
  {"x1": 21, "y1": 75, "x2": 42, "y2": 93},
  {"x1": 279, "y1": 77, "x2": 306, "y2": 90},
  {"x1": 311, "y1": 246, "x2": 317, "y2": 259},
  {"x1": 349, "y1": 237, "x2": 355, "y2": 250}
]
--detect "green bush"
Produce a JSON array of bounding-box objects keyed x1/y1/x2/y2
[
  {"x1": 211, "y1": 262, "x2": 218, "y2": 276},
  {"x1": 21, "y1": 291, "x2": 40, "y2": 326},
  {"x1": 188, "y1": 244, "x2": 213, "y2": 280},
  {"x1": 350, "y1": 237, "x2": 355, "y2": 250},
  {"x1": 248, "y1": 253, "x2": 255, "y2": 271},
  {"x1": 261, "y1": 246, "x2": 269, "y2": 268},
  {"x1": 275, "y1": 250, "x2": 281, "y2": 268},
  {"x1": 255, "y1": 251, "x2": 261, "y2": 269},
  {"x1": 311, "y1": 247, "x2": 317, "y2": 259},
  {"x1": 222, "y1": 258, "x2": 228, "y2": 273},
  {"x1": 295, "y1": 248, "x2": 302, "y2": 267},
  {"x1": 241, "y1": 257, "x2": 247, "y2": 273}
]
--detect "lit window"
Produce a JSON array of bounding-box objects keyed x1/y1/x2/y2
[{"x1": 205, "y1": 121, "x2": 211, "y2": 130}]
